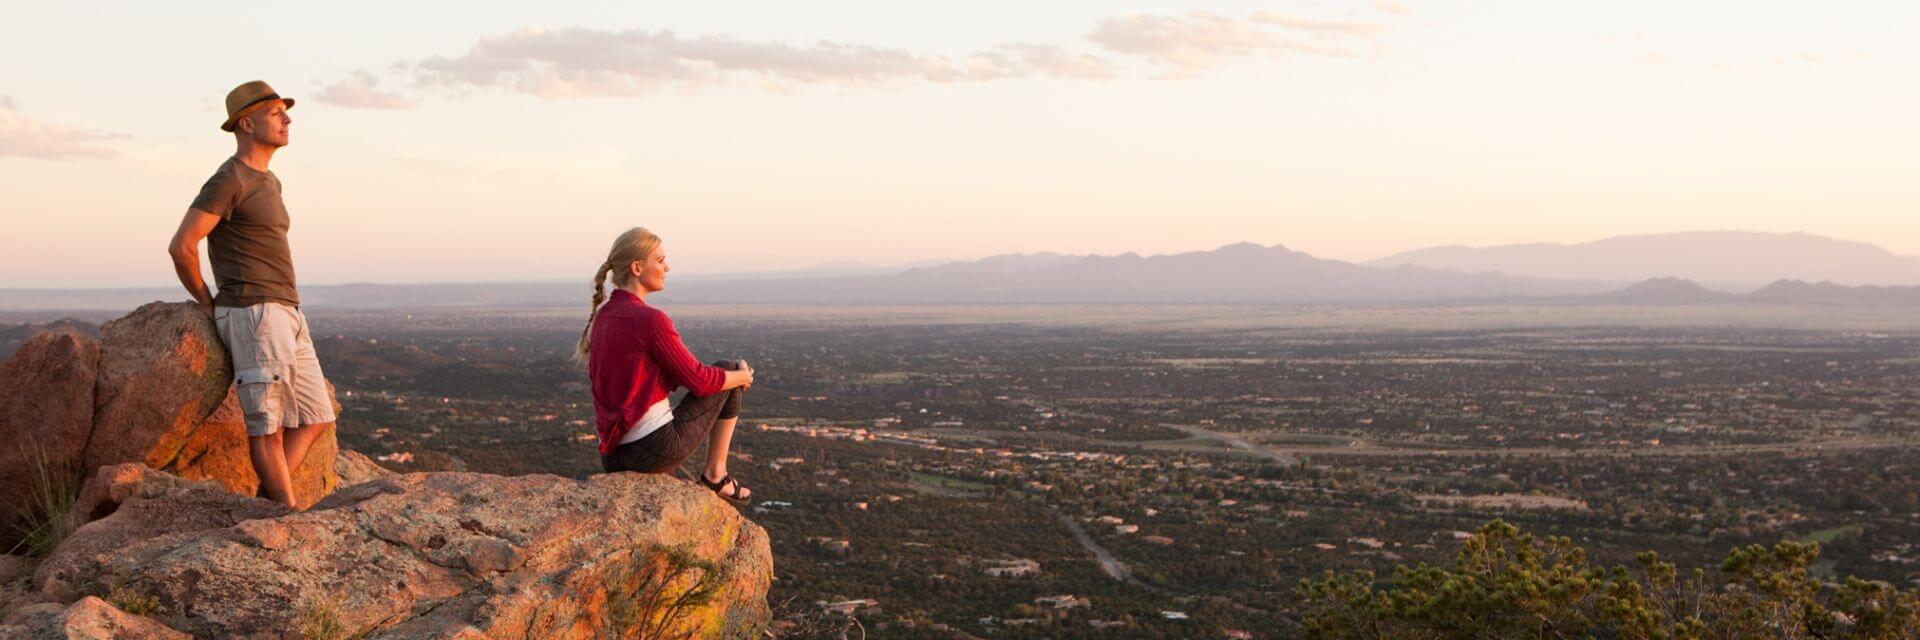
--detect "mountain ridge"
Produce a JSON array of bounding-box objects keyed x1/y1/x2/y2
[
  {"x1": 6, "y1": 232, "x2": 1920, "y2": 310},
  {"x1": 1368, "y1": 231, "x2": 1920, "y2": 286}
]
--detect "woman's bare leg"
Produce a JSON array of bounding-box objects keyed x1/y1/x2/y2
[{"x1": 703, "y1": 416, "x2": 748, "y2": 499}]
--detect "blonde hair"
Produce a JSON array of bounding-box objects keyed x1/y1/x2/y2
[{"x1": 575, "y1": 227, "x2": 662, "y2": 362}]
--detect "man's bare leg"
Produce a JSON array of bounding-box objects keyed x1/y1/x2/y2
[
  {"x1": 248, "y1": 432, "x2": 296, "y2": 508},
  {"x1": 282, "y1": 421, "x2": 334, "y2": 471},
  {"x1": 702, "y1": 417, "x2": 748, "y2": 500}
]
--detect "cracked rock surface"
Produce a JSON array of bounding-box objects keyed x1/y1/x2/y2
[
  {"x1": 0, "y1": 596, "x2": 191, "y2": 640},
  {"x1": 33, "y1": 466, "x2": 772, "y2": 639}
]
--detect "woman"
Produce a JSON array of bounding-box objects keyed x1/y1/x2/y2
[{"x1": 580, "y1": 227, "x2": 756, "y2": 503}]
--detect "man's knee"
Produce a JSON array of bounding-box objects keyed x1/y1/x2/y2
[{"x1": 712, "y1": 359, "x2": 742, "y2": 371}]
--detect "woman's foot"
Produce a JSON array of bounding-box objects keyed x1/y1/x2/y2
[{"x1": 699, "y1": 473, "x2": 752, "y2": 504}]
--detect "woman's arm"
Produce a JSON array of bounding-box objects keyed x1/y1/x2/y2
[{"x1": 647, "y1": 314, "x2": 730, "y2": 396}]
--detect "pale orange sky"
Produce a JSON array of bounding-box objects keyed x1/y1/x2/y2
[{"x1": 2, "y1": 1, "x2": 1915, "y2": 287}]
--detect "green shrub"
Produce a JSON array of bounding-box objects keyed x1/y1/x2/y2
[
  {"x1": 1298, "y1": 519, "x2": 1920, "y2": 639},
  {"x1": 605, "y1": 543, "x2": 728, "y2": 640}
]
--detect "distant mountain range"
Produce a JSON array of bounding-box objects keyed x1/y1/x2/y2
[
  {"x1": 1580, "y1": 276, "x2": 1920, "y2": 307},
  {"x1": 4, "y1": 231, "x2": 1919, "y2": 311},
  {"x1": 656, "y1": 242, "x2": 1590, "y2": 304},
  {"x1": 1369, "y1": 231, "x2": 1920, "y2": 287},
  {"x1": 0, "y1": 319, "x2": 97, "y2": 360}
]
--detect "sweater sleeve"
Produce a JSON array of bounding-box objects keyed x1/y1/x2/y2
[{"x1": 648, "y1": 313, "x2": 728, "y2": 397}]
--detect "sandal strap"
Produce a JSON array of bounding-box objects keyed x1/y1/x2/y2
[{"x1": 703, "y1": 474, "x2": 750, "y2": 501}]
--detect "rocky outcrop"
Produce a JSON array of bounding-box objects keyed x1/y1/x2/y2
[
  {"x1": 35, "y1": 465, "x2": 772, "y2": 639},
  {"x1": 0, "y1": 596, "x2": 189, "y2": 640},
  {"x1": 0, "y1": 329, "x2": 99, "y2": 543},
  {"x1": 0, "y1": 302, "x2": 344, "y2": 535},
  {"x1": 37, "y1": 464, "x2": 291, "y2": 601},
  {"x1": 3, "y1": 301, "x2": 774, "y2": 637}
]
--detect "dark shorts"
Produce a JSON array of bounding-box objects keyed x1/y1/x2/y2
[{"x1": 601, "y1": 360, "x2": 746, "y2": 474}]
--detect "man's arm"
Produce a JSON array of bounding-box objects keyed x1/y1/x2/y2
[{"x1": 168, "y1": 209, "x2": 221, "y2": 314}]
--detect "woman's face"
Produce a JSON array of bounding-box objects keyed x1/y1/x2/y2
[{"x1": 633, "y1": 245, "x2": 669, "y2": 292}]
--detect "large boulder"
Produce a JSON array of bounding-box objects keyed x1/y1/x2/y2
[
  {"x1": 83, "y1": 302, "x2": 232, "y2": 472},
  {"x1": 0, "y1": 328, "x2": 100, "y2": 546},
  {"x1": 36, "y1": 467, "x2": 772, "y2": 639},
  {"x1": 79, "y1": 301, "x2": 341, "y2": 508},
  {"x1": 0, "y1": 596, "x2": 189, "y2": 640}
]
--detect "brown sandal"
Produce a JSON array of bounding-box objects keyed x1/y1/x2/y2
[{"x1": 699, "y1": 473, "x2": 751, "y2": 505}]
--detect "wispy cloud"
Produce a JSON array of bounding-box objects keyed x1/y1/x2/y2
[
  {"x1": 315, "y1": 70, "x2": 421, "y2": 109},
  {"x1": 0, "y1": 96, "x2": 122, "y2": 160},
  {"x1": 989, "y1": 43, "x2": 1116, "y2": 80},
  {"x1": 1088, "y1": 11, "x2": 1389, "y2": 75},
  {"x1": 356, "y1": 12, "x2": 1387, "y2": 100},
  {"x1": 407, "y1": 27, "x2": 1111, "y2": 97}
]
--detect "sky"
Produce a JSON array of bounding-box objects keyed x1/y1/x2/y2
[{"x1": 2, "y1": 1, "x2": 1915, "y2": 288}]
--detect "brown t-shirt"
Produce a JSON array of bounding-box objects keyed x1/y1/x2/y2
[{"x1": 191, "y1": 157, "x2": 300, "y2": 307}]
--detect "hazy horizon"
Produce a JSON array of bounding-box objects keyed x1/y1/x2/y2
[
  {"x1": 0, "y1": 229, "x2": 1913, "y2": 293},
  {"x1": 4, "y1": 1, "x2": 1916, "y2": 288}
]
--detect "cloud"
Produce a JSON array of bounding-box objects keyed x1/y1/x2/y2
[
  {"x1": 1088, "y1": 11, "x2": 1388, "y2": 74},
  {"x1": 407, "y1": 27, "x2": 1112, "y2": 97},
  {"x1": 1249, "y1": 11, "x2": 1391, "y2": 36},
  {"x1": 0, "y1": 96, "x2": 122, "y2": 160},
  {"x1": 364, "y1": 13, "x2": 1384, "y2": 99},
  {"x1": 990, "y1": 43, "x2": 1117, "y2": 80},
  {"x1": 315, "y1": 70, "x2": 421, "y2": 109}
]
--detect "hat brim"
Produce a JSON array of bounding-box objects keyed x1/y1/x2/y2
[{"x1": 220, "y1": 96, "x2": 295, "y2": 132}]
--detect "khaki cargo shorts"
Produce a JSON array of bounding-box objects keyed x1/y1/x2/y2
[{"x1": 212, "y1": 302, "x2": 336, "y2": 436}]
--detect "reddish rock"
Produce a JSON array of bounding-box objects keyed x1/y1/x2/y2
[
  {"x1": 0, "y1": 329, "x2": 100, "y2": 545},
  {"x1": 83, "y1": 302, "x2": 232, "y2": 473},
  {"x1": 37, "y1": 464, "x2": 289, "y2": 603},
  {"x1": 0, "y1": 596, "x2": 189, "y2": 640},
  {"x1": 37, "y1": 468, "x2": 771, "y2": 639}
]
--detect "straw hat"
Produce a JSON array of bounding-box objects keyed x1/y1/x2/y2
[{"x1": 220, "y1": 80, "x2": 295, "y2": 132}]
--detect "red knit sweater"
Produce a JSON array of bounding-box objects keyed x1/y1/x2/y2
[{"x1": 587, "y1": 290, "x2": 728, "y2": 454}]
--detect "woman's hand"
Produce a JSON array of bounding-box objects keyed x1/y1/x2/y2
[{"x1": 725, "y1": 360, "x2": 755, "y2": 390}]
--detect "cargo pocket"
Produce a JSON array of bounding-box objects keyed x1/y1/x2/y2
[{"x1": 235, "y1": 364, "x2": 287, "y2": 434}]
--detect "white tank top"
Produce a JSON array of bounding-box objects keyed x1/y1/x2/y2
[{"x1": 617, "y1": 398, "x2": 673, "y2": 445}]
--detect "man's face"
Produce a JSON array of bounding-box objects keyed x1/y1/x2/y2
[{"x1": 238, "y1": 100, "x2": 291, "y2": 147}]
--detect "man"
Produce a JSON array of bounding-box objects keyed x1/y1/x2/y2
[{"x1": 167, "y1": 81, "x2": 334, "y2": 509}]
